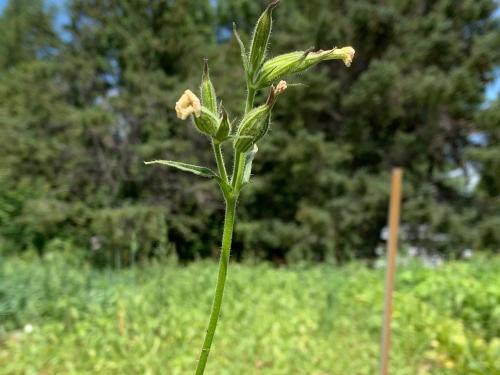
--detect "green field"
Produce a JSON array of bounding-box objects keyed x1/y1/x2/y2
[{"x1": 0, "y1": 254, "x2": 499, "y2": 374}]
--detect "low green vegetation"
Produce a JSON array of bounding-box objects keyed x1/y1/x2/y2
[
  {"x1": 1, "y1": 254, "x2": 498, "y2": 374},
  {"x1": 1, "y1": 0, "x2": 499, "y2": 265}
]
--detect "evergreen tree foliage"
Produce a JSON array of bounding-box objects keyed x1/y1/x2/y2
[{"x1": 1, "y1": 0, "x2": 498, "y2": 264}]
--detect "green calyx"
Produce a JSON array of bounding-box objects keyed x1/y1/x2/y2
[
  {"x1": 201, "y1": 59, "x2": 218, "y2": 114},
  {"x1": 193, "y1": 107, "x2": 219, "y2": 137},
  {"x1": 234, "y1": 105, "x2": 271, "y2": 153},
  {"x1": 255, "y1": 46, "x2": 355, "y2": 89},
  {"x1": 234, "y1": 86, "x2": 278, "y2": 153},
  {"x1": 248, "y1": 0, "x2": 280, "y2": 80},
  {"x1": 215, "y1": 107, "x2": 231, "y2": 143},
  {"x1": 234, "y1": 82, "x2": 288, "y2": 153}
]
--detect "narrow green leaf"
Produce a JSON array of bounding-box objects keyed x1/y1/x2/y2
[
  {"x1": 233, "y1": 23, "x2": 249, "y2": 75},
  {"x1": 144, "y1": 160, "x2": 218, "y2": 179},
  {"x1": 242, "y1": 144, "x2": 258, "y2": 185}
]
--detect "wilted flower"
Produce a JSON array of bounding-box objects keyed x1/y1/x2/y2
[
  {"x1": 175, "y1": 90, "x2": 202, "y2": 120},
  {"x1": 300, "y1": 46, "x2": 356, "y2": 68},
  {"x1": 275, "y1": 80, "x2": 288, "y2": 94},
  {"x1": 336, "y1": 46, "x2": 355, "y2": 67},
  {"x1": 255, "y1": 46, "x2": 356, "y2": 88}
]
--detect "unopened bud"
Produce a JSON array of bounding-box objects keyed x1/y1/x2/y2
[
  {"x1": 255, "y1": 46, "x2": 355, "y2": 89},
  {"x1": 234, "y1": 104, "x2": 272, "y2": 153},
  {"x1": 201, "y1": 59, "x2": 218, "y2": 114},
  {"x1": 234, "y1": 84, "x2": 286, "y2": 153},
  {"x1": 248, "y1": 0, "x2": 280, "y2": 78},
  {"x1": 175, "y1": 90, "x2": 201, "y2": 120}
]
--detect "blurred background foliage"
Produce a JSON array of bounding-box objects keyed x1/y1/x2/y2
[
  {"x1": 0, "y1": 0, "x2": 499, "y2": 266},
  {"x1": 1, "y1": 254, "x2": 499, "y2": 373}
]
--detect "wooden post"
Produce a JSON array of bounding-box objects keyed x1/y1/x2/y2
[{"x1": 379, "y1": 168, "x2": 403, "y2": 375}]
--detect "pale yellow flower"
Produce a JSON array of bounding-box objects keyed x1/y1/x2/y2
[
  {"x1": 175, "y1": 90, "x2": 201, "y2": 120},
  {"x1": 337, "y1": 46, "x2": 355, "y2": 67}
]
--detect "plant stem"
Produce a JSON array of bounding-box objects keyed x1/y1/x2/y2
[
  {"x1": 212, "y1": 141, "x2": 228, "y2": 183},
  {"x1": 194, "y1": 197, "x2": 237, "y2": 375},
  {"x1": 232, "y1": 86, "x2": 257, "y2": 189},
  {"x1": 245, "y1": 87, "x2": 256, "y2": 114},
  {"x1": 231, "y1": 151, "x2": 242, "y2": 188},
  {"x1": 195, "y1": 78, "x2": 257, "y2": 375},
  {"x1": 233, "y1": 152, "x2": 246, "y2": 191}
]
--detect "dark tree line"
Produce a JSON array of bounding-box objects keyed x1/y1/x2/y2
[{"x1": 0, "y1": 0, "x2": 499, "y2": 265}]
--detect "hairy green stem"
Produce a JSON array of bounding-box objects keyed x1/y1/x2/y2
[
  {"x1": 245, "y1": 87, "x2": 256, "y2": 114},
  {"x1": 231, "y1": 151, "x2": 242, "y2": 188},
  {"x1": 212, "y1": 141, "x2": 228, "y2": 183},
  {"x1": 234, "y1": 153, "x2": 246, "y2": 191},
  {"x1": 232, "y1": 87, "x2": 257, "y2": 189},
  {"x1": 194, "y1": 197, "x2": 237, "y2": 375},
  {"x1": 195, "y1": 77, "x2": 257, "y2": 375}
]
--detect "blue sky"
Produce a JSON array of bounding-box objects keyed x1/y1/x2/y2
[
  {"x1": 0, "y1": 0, "x2": 68, "y2": 34},
  {"x1": 0, "y1": 0, "x2": 499, "y2": 101},
  {"x1": 486, "y1": 69, "x2": 500, "y2": 102}
]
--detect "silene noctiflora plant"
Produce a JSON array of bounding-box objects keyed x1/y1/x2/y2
[{"x1": 145, "y1": 1, "x2": 355, "y2": 373}]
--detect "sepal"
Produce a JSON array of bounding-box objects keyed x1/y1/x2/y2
[
  {"x1": 233, "y1": 23, "x2": 249, "y2": 77},
  {"x1": 201, "y1": 59, "x2": 218, "y2": 114},
  {"x1": 193, "y1": 107, "x2": 219, "y2": 137},
  {"x1": 215, "y1": 107, "x2": 231, "y2": 143},
  {"x1": 248, "y1": 0, "x2": 280, "y2": 79}
]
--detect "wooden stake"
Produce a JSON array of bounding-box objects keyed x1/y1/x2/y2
[{"x1": 379, "y1": 168, "x2": 403, "y2": 375}]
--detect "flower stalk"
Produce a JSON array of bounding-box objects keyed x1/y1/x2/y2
[
  {"x1": 195, "y1": 196, "x2": 236, "y2": 375},
  {"x1": 145, "y1": 2, "x2": 354, "y2": 373}
]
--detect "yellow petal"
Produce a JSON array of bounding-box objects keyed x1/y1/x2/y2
[{"x1": 175, "y1": 90, "x2": 201, "y2": 120}]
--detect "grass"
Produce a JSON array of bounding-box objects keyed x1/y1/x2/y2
[{"x1": 0, "y1": 253, "x2": 499, "y2": 374}]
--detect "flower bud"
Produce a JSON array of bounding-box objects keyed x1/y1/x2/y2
[
  {"x1": 255, "y1": 46, "x2": 355, "y2": 89},
  {"x1": 248, "y1": 0, "x2": 280, "y2": 78},
  {"x1": 234, "y1": 83, "x2": 286, "y2": 153},
  {"x1": 214, "y1": 107, "x2": 231, "y2": 143},
  {"x1": 200, "y1": 59, "x2": 218, "y2": 114},
  {"x1": 175, "y1": 90, "x2": 201, "y2": 120},
  {"x1": 193, "y1": 107, "x2": 219, "y2": 137},
  {"x1": 234, "y1": 105, "x2": 271, "y2": 153}
]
